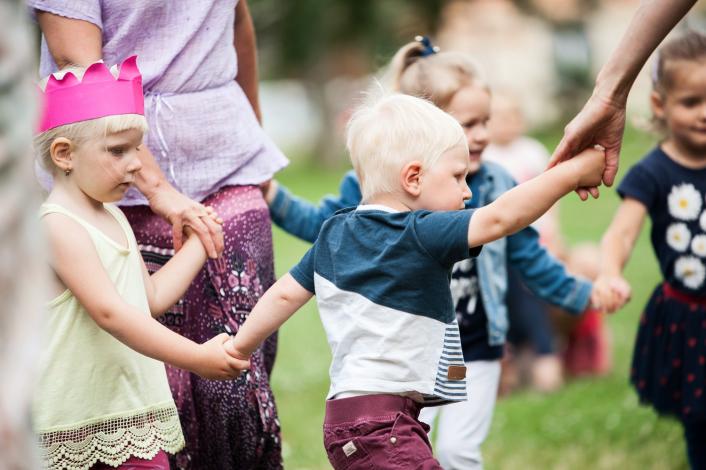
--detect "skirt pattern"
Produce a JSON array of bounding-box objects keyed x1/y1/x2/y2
[
  {"x1": 123, "y1": 185, "x2": 282, "y2": 469},
  {"x1": 631, "y1": 283, "x2": 706, "y2": 422}
]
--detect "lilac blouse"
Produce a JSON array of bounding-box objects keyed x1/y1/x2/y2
[{"x1": 29, "y1": 0, "x2": 288, "y2": 205}]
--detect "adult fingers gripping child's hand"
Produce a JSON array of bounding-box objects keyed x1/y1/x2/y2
[
  {"x1": 195, "y1": 333, "x2": 250, "y2": 380},
  {"x1": 148, "y1": 186, "x2": 224, "y2": 259},
  {"x1": 549, "y1": 93, "x2": 626, "y2": 188},
  {"x1": 201, "y1": 206, "x2": 224, "y2": 253}
]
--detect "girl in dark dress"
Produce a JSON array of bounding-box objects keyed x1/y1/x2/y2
[{"x1": 595, "y1": 31, "x2": 706, "y2": 470}]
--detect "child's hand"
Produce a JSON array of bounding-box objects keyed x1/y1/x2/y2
[
  {"x1": 592, "y1": 274, "x2": 631, "y2": 313},
  {"x1": 223, "y1": 336, "x2": 251, "y2": 363},
  {"x1": 571, "y1": 146, "x2": 606, "y2": 190},
  {"x1": 193, "y1": 333, "x2": 250, "y2": 380},
  {"x1": 261, "y1": 180, "x2": 279, "y2": 206}
]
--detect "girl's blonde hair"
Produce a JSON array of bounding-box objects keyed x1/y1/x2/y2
[
  {"x1": 34, "y1": 65, "x2": 148, "y2": 172},
  {"x1": 346, "y1": 93, "x2": 466, "y2": 200},
  {"x1": 384, "y1": 40, "x2": 489, "y2": 111}
]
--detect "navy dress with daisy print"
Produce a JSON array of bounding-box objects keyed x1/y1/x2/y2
[{"x1": 618, "y1": 146, "x2": 706, "y2": 422}]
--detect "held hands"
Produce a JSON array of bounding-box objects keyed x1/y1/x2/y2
[
  {"x1": 222, "y1": 336, "x2": 252, "y2": 374},
  {"x1": 183, "y1": 205, "x2": 224, "y2": 248},
  {"x1": 193, "y1": 333, "x2": 250, "y2": 380},
  {"x1": 548, "y1": 92, "x2": 626, "y2": 200},
  {"x1": 591, "y1": 274, "x2": 632, "y2": 313},
  {"x1": 148, "y1": 186, "x2": 225, "y2": 258},
  {"x1": 567, "y1": 146, "x2": 606, "y2": 192}
]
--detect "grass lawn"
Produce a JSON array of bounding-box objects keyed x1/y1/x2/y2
[{"x1": 269, "y1": 127, "x2": 688, "y2": 469}]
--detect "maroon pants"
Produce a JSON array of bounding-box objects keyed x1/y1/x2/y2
[{"x1": 323, "y1": 394, "x2": 443, "y2": 469}]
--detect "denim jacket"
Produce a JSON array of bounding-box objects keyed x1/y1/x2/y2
[{"x1": 270, "y1": 162, "x2": 591, "y2": 346}]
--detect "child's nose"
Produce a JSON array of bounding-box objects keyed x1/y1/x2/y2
[
  {"x1": 472, "y1": 123, "x2": 489, "y2": 146},
  {"x1": 463, "y1": 184, "x2": 472, "y2": 201},
  {"x1": 128, "y1": 155, "x2": 143, "y2": 173}
]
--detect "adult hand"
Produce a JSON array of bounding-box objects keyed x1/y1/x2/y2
[
  {"x1": 147, "y1": 185, "x2": 225, "y2": 258},
  {"x1": 548, "y1": 92, "x2": 626, "y2": 200}
]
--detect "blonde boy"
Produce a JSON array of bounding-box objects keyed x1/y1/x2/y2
[{"x1": 229, "y1": 93, "x2": 604, "y2": 469}]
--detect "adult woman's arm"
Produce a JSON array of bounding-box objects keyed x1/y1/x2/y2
[
  {"x1": 234, "y1": 0, "x2": 262, "y2": 123},
  {"x1": 36, "y1": 11, "x2": 224, "y2": 257},
  {"x1": 550, "y1": 0, "x2": 697, "y2": 192}
]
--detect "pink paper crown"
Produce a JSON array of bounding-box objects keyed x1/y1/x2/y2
[{"x1": 38, "y1": 56, "x2": 144, "y2": 132}]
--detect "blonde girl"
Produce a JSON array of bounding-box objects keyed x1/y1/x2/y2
[{"x1": 34, "y1": 61, "x2": 247, "y2": 470}]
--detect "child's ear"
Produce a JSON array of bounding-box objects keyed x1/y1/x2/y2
[
  {"x1": 650, "y1": 91, "x2": 666, "y2": 121},
  {"x1": 50, "y1": 137, "x2": 73, "y2": 173},
  {"x1": 400, "y1": 160, "x2": 423, "y2": 197}
]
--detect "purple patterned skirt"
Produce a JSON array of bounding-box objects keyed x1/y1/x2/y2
[{"x1": 123, "y1": 185, "x2": 282, "y2": 470}]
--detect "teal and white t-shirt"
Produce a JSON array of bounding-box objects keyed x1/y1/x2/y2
[{"x1": 290, "y1": 204, "x2": 481, "y2": 404}]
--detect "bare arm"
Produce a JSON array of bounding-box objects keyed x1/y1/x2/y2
[
  {"x1": 593, "y1": 198, "x2": 647, "y2": 312},
  {"x1": 37, "y1": 11, "x2": 224, "y2": 258},
  {"x1": 234, "y1": 0, "x2": 261, "y2": 123},
  {"x1": 229, "y1": 274, "x2": 313, "y2": 358},
  {"x1": 550, "y1": 0, "x2": 697, "y2": 188},
  {"x1": 599, "y1": 198, "x2": 647, "y2": 276},
  {"x1": 469, "y1": 147, "x2": 605, "y2": 247},
  {"x1": 44, "y1": 215, "x2": 247, "y2": 379},
  {"x1": 141, "y1": 235, "x2": 209, "y2": 316}
]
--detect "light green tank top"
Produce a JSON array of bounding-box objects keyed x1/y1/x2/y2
[{"x1": 34, "y1": 203, "x2": 184, "y2": 470}]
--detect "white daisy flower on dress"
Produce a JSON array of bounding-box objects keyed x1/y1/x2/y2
[
  {"x1": 666, "y1": 223, "x2": 691, "y2": 252},
  {"x1": 700, "y1": 210, "x2": 706, "y2": 232},
  {"x1": 668, "y1": 183, "x2": 702, "y2": 221},
  {"x1": 692, "y1": 234, "x2": 706, "y2": 257},
  {"x1": 675, "y1": 256, "x2": 706, "y2": 290}
]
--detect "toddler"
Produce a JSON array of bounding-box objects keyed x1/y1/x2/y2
[
  {"x1": 265, "y1": 37, "x2": 609, "y2": 469},
  {"x1": 232, "y1": 92, "x2": 604, "y2": 469}
]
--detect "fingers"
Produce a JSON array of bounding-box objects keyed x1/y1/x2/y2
[
  {"x1": 588, "y1": 186, "x2": 600, "y2": 199},
  {"x1": 225, "y1": 355, "x2": 251, "y2": 372},
  {"x1": 576, "y1": 188, "x2": 589, "y2": 201},
  {"x1": 204, "y1": 206, "x2": 224, "y2": 225},
  {"x1": 199, "y1": 214, "x2": 224, "y2": 258},
  {"x1": 548, "y1": 136, "x2": 573, "y2": 170},
  {"x1": 602, "y1": 146, "x2": 621, "y2": 187},
  {"x1": 188, "y1": 215, "x2": 219, "y2": 259},
  {"x1": 172, "y1": 218, "x2": 184, "y2": 252}
]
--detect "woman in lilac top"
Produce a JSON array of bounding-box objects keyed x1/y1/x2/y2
[{"x1": 30, "y1": 1, "x2": 288, "y2": 468}]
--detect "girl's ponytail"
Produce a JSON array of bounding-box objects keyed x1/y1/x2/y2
[
  {"x1": 382, "y1": 37, "x2": 488, "y2": 111},
  {"x1": 384, "y1": 41, "x2": 428, "y2": 94}
]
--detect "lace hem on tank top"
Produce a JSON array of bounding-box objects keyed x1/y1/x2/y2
[{"x1": 37, "y1": 403, "x2": 184, "y2": 470}]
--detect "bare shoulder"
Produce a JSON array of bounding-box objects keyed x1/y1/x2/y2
[{"x1": 42, "y1": 212, "x2": 95, "y2": 257}]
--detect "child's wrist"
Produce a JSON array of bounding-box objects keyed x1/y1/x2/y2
[
  {"x1": 264, "y1": 180, "x2": 279, "y2": 206},
  {"x1": 228, "y1": 339, "x2": 251, "y2": 361}
]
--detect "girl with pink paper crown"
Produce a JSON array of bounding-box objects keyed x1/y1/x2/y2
[{"x1": 33, "y1": 57, "x2": 248, "y2": 470}]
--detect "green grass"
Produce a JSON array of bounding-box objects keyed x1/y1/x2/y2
[{"x1": 269, "y1": 127, "x2": 687, "y2": 469}]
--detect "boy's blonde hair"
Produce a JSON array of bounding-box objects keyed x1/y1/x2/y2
[
  {"x1": 385, "y1": 41, "x2": 488, "y2": 110},
  {"x1": 33, "y1": 65, "x2": 148, "y2": 172},
  {"x1": 346, "y1": 93, "x2": 466, "y2": 200}
]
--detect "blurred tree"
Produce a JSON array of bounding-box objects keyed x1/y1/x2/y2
[
  {"x1": 251, "y1": 0, "x2": 443, "y2": 77},
  {"x1": 250, "y1": 0, "x2": 445, "y2": 165}
]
